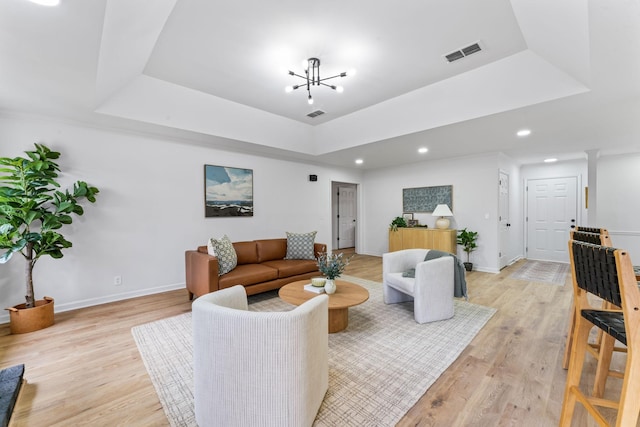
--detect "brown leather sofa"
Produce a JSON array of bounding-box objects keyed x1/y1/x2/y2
[{"x1": 185, "y1": 238, "x2": 326, "y2": 299}]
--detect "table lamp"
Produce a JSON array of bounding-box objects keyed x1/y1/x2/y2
[{"x1": 432, "y1": 204, "x2": 453, "y2": 229}]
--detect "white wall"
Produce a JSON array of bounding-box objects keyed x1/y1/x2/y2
[
  {"x1": 596, "y1": 153, "x2": 640, "y2": 260},
  {"x1": 0, "y1": 114, "x2": 363, "y2": 322},
  {"x1": 360, "y1": 153, "x2": 504, "y2": 273}
]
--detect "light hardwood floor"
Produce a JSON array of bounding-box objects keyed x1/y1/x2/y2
[{"x1": 0, "y1": 254, "x2": 628, "y2": 426}]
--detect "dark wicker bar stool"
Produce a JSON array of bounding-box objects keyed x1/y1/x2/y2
[
  {"x1": 560, "y1": 240, "x2": 640, "y2": 426},
  {"x1": 574, "y1": 226, "x2": 609, "y2": 235},
  {"x1": 562, "y1": 230, "x2": 616, "y2": 373}
]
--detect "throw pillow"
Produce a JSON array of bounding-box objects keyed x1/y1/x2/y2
[
  {"x1": 402, "y1": 268, "x2": 416, "y2": 278},
  {"x1": 207, "y1": 239, "x2": 216, "y2": 256},
  {"x1": 284, "y1": 231, "x2": 317, "y2": 260},
  {"x1": 209, "y1": 235, "x2": 237, "y2": 275}
]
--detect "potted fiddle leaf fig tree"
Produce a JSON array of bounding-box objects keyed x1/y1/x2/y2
[
  {"x1": 0, "y1": 143, "x2": 99, "y2": 334},
  {"x1": 457, "y1": 228, "x2": 479, "y2": 272}
]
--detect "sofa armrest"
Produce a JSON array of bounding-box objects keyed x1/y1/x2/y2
[{"x1": 185, "y1": 250, "x2": 221, "y2": 300}]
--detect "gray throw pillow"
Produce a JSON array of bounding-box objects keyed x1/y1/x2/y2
[
  {"x1": 402, "y1": 268, "x2": 416, "y2": 278},
  {"x1": 284, "y1": 231, "x2": 317, "y2": 260},
  {"x1": 209, "y1": 235, "x2": 237, "y2": 275}
]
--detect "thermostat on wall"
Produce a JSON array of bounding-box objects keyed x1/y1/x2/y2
[{"x1": 309, "y1": 174, "x2": 318, "y2": 182}]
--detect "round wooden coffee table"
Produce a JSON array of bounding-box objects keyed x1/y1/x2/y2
[{"x1": 279, "y1": 280, "x2": 369, "y2": 333}]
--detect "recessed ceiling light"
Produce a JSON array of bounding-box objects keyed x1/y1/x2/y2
[
  {"x1": 28, "y1": 0, "x2": 60, "y2": 5},
  {"x1": 544, "y1": 158, "x2": 558, "y2": 163},
  {"x1": 517, "y1": 129, "x2": 531, "y2": 137},
  {"x1": 355, "y1": 159, "x2": 364, "y2": 165},
  {"x1": 418, "y1": 147, "x2": 428, "y2": 154}
]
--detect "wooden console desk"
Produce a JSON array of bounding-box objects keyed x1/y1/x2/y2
[{"x1": 388, "y1": 228, "x2": 457, "y2": 254}]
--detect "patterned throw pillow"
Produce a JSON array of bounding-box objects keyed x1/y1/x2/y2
[
  {"x1": 207, "y1": 239, "x2": 216, "y2": 256},
  {"x1": 209, "y1": 235, "x2": 237, "y2": 275},
  {"x1": 284, "y1": 231, "x2": 317, "y2": 260}
]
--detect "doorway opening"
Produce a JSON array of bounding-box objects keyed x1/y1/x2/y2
[{"x1": 331, "y1": 182, "x2": 358, "y2": 251}]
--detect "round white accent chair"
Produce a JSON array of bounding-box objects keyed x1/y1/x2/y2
[
  {"x1": 382, "y1": 249, "x2": 455, "y2": 323},
  {"x1": 192, "y1": 285, "x2": 328, "y2": 427}
]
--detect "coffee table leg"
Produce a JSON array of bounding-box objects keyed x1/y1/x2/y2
[{"x1": 329, "y1": 308, "x2": 349, "y2": 333}]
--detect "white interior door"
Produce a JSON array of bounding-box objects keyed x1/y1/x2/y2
[
  {"x1": 526, "y1": 177, "x2": 577, "y2": 262},
  {"x1": 499, "y1": 171, "x2": 510, "y2": 269},
  {"x1": 338, "y1": 186, "x2": 356, "y2": 249}
]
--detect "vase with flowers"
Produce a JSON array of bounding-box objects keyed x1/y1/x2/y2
[{"x1": 316, "y1": 251, "x2": 351, "y2": 294}]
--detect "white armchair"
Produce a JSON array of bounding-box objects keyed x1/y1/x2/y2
[
  {"x1": 192, "y1": 285, "x2": 328, "y2": 427},
  {"x1": 383, "y1": 249, "x2": 455, "y2": 323}
]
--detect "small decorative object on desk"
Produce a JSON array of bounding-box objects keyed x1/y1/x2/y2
[
  {"x1": 324, "y1": 279, "x2": 337, "y2": 294},
  {"x1": 317, "y1": 251, "x2": 352, "y2": 294},
  {"x1": 311, "y1": 277, "x2": 326, "y2": 287},
  {"x1": 304, "y1": 284, "x2": 325, "y2": 294}
]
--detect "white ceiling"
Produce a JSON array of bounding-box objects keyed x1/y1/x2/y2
[{"x1": 1, "y1": 0, "x2": 639, "y2": 169}]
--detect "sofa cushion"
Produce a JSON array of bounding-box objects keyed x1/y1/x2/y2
[
  {"x1": 218, "y1": 264, "x2": 279, "y2": 288},
  {"x1": 261, "y1": 259, "x2": 319, "y2": 279},
  {"x1": 255, "y1": 239, "x2": 287, "y2": 263},
  {"x1": 284, "y1": 231, "x2": 317, "y2": 260},
  {"x1": 233, "y1": 241, "x2": 259, "y2": 265},
  {"x1": 209, "y1": 235, "x2": 237, "y2": 275}
]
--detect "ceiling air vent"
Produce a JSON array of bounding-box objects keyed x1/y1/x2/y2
[
  {"x1": 307, "y1": 110, "x2": 325, "y2": 118},
  {"x1": 444, "y1": 41, "x2": 482, "y2": 63}
]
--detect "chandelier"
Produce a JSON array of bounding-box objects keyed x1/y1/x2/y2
[{"x1": 285, "y1": 57, "x2": 355, "y2": 105}]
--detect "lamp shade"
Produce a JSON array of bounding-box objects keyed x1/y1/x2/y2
[{"x1": 432, "y1": 204, "x2": 453, "y2": 217}]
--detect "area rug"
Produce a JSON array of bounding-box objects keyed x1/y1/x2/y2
[
  {"x1": 132, "y1": 275, "x2": 496, "y2": 427},
  {"x1": 510, "y1": 260, "x2": 570, "y2": 286}
]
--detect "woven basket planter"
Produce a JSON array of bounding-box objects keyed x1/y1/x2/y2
[{"x1": 6, "y1": 297, "x2": 55, "y2": 334}]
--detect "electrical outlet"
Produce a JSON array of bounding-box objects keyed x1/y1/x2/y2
[{"x1": 114, "y1": 275, "x2": 122, "y2": 286}]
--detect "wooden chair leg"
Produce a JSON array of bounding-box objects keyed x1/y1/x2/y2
[
  {"x1": 593, "y1": 333, "x2": 615, "y2": 398},
  {"x1": 617, "y1": 352, "x2": 640, "y2": 427},
  {"x1": 563, "y1": 300, "x2": 576, "y2": 370},
  {"x1": 560, "y1": 317, "x2": 593, "y2": 426},
  {"x1": 188, "y1": 290, "x2": 194, "y2": 301}
]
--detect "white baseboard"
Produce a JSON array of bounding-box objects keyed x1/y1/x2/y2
[
  {"x1": 472, "y1": 266, "x2": 500, "y2": 274},
  {"x1": 0, "y1": 282, "x2": 186, "y2": 325},
  {"x1": 508, "y1": 255, "x2": 523, "y2": 265}
]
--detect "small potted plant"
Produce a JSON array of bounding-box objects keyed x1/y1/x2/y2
[
  {"x1": 0, "y1": 143, "x2": 99, "y2": 333},
  {"x1": 457, "y1": 228, "x2": 478, "y2": 271},
  {"x1": 389, "y1": 216, "x2": 407, "y2": 231},
  {"x1": 316, "y1": 251, "x2": 351, "y2": 294}
]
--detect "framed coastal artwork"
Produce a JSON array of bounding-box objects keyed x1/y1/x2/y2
[
  {"x1": 204, "y1": 165, "x2": 253, "y2": 217},
  {"x1": 402, "y1": 185, "x2": 453, "y2": 213}
]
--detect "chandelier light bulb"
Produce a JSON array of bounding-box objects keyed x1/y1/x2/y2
[
  {"x1": 336, "y1": 86, "x2": 344, "y2": 93},
  {"x1": 347, "y1": 68, "x2": 357, "y2": 77},
  {"x1": 285, "y1": 86, "x2": 293, "y2": 93},
  {"x1": 308, "y1": 95, "x2": 314, "y2": 105}
]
